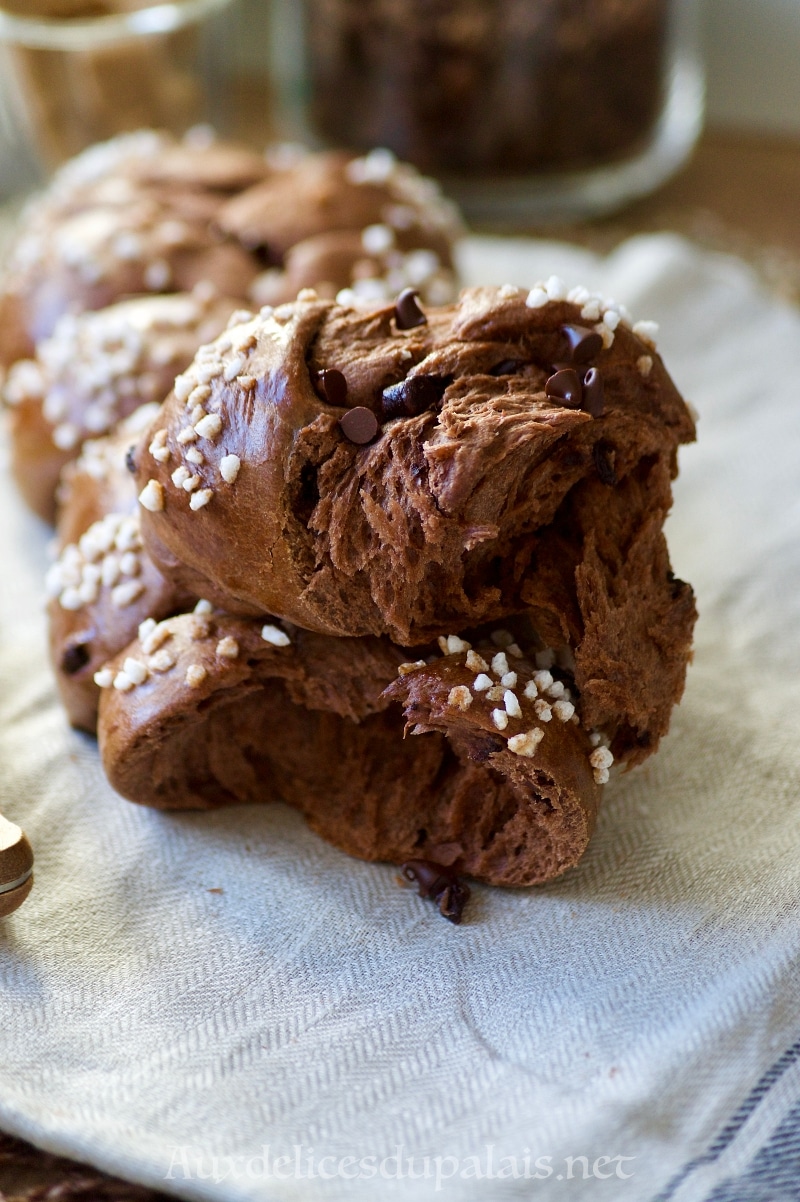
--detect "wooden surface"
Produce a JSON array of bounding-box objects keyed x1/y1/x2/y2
[
  {"x1": 625, "y1": 130, "x2": 800, "y2": 255},
  {"x1": 2, "y1": 126, "x2": 800, "y2": 1200},
  {"x1": 514, "y1": 129, "x2": 800, "y2": 304}
]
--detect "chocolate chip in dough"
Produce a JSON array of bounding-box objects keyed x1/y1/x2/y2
[
  {"x1": 489, "y1": 359, "x2": 525, "y2": 376},
  {"x1": 593, "y1": 440, "x2": 617, "y2": 486},
  {"x1": 545, "y1": 368, "x2": 582, "y2": 409},
  {"x1": 561, "y1": 324, "x2": 603, "y2": 363},
  {"x1": 582, "y1": 366, "x2": 605, "y2": 417},
  {"x1": 381, "y1": 375, "x2": 448, "y2": 419},
  {"x1": 61, "y1": 642, "x2": 90, "y2": 675},
  {"x1": 401, "y1": 858, "x2": 471, "y2": 924},
  {"x1": 125, "y1": 446, "x2": 137, "y2": 474},
  {"x1": 468, "y1": 733, "x2": 506, "y2": 763},
  {"x1": 394, "y1": 288, "x2": 427, "y2": 330},
  {"x1": 314, "y1": 368, "x2": 348, "y2": 407},
  {"x1": 340, "y1": 406, "x2": 379, "y2": 445}
]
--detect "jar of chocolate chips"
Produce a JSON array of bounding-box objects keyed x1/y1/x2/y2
[
  {"x1": 282, "y1": 0, "x2": 704, "y2": 222},
  {"x1": 0, "y1": 0, "x2": 238, "y2": 174}
]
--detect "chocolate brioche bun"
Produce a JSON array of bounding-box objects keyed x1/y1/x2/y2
[
  {"x1": 4, "y1": 288, "x2": 239, "y2": 522},
  {"x1": 1, "y1": 134, "x2": 463, "y2": 531},
  {"x1": 222, "y1": 146, "x2": 461, "y2": 307},
  {"x1": 0, "y1": 131, "x2": 267, "y2": 369},
  {"x1": 53, "y1": 420, "x2": 606, "y2": 885},
  {"x1": 48, "y1": 411, "x2": 192, "y2": 731},
  {"x1": 133, "y1": 282, "x2": 695, "y2": 762},
  {"x1": 0, "y1": 136, "x2": 462, "y2": 373},
  {"x1": 96, "y1": 613, "x2": 601, "y2": 887}
]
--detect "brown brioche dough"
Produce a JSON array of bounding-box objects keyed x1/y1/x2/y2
[
  {"x1": 48, "y1": 514, "x2": 185, "y2": 732},
  {"x1": 230, "y1": 148, "x2": 460, "y2": 308},
  {"x1": 124, "y1": 138, "x2": 272, "y2": 196},
  {"x1": 220, "y1": 147, "x2": 459, "y2": 268},
  {"x1": 0, "y1": 136, "x2": 462, "y2": 371},
  {"x1": 97, "y1": 614, "x2": 601, "y2": 886},
  {"x1": 134, "y1": 285, "x2": 694, "y2": 764},
  {"x1": 0, "y1": 131, "x2": 267, "y2": 368},
  {"x1": 4, "y1": 289, "x2": 238, "y2": 522},
  {"x1": 520, "y1": 453, "x2": 697, "y2": 764},
  {"x1": 55, "y1": 406, "x2": 158, "y2": 547},
  {"x1": 52, "y1": 390, "x2": 610, "y2": 884},
  {"x1": 0, "y1": 134, "x2": 459, "y2": 522},
  {"x1": 251, "y1": 227, "x2": 454, "y2": 309},
  {"x1": 41, "y1": 278, "x2": 693, "y2": 888},
  {"x1": 48, "y1": 413, "x2": 192, "y2": 731},
  {"x1": 384, "y1": 640, "x2": 601, "y2": 883}
]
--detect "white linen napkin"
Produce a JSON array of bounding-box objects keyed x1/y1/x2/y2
[{"x1": 1, "y1": 232, "x2": 799, "y2": 1202}]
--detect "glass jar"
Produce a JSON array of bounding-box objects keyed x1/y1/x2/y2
[
  {"x1": 278, "y1": 0, "x2": 704, "y2": 223},
  {"x1": 0, "y1": 0, "x2": 237, "y2": 178}
]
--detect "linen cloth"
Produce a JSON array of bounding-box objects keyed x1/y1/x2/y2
[{"x1": 1, "y1": 231, "x2": 799, "y2": 1202}]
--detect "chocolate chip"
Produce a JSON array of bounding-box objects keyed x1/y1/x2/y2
[
  {"x1": 468, "y1": 733, "x2": 505, "y2": 763},
  {"x1": 561, "y1": 324, "x2": 603, "y2": 363},
  {"x1": 125, "y1": 446, "x2": 137, "y2": 474},
  {"x1": 401, "y1": 859, "x2": 471, "y2": 924},
  {"x1": 61, "y1": 642, "x2": 90, "y2": 675},
  {"x1": 489, "y1": 359, "x2": 525, "y2": 376},
  {"x1": 381, "y1": 375, "x2": 448, "y2": 419},
  {"x1": 545, "y1": 368, "x2": 582, "y2": 409},
  {"x1": 402, "y1": 859, "x2": 448, "y2": 895},
  {"x1": 339, "y1": 406, "x2": 379, "y2": 445},
  {"x1": 394, "y1": 287, "x2": 427, "y2": 330},
  {"x1": 314, "y1": 368, "x2": 348, "y2": 407},
  {"x1": 593, "y1": 440, "x2": 617, "y2": 486},
  {"x1": 437, "y1": 881, "x2": 471, "y2": 924},
  {"x1": 667, "y1": 569, "x2": 688, "y2": 599},
  {"x1": 582, "y1": 367, "x2": 604, "y2": 416}
]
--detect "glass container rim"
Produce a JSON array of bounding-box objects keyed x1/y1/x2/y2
[{"x1": 0, "y1": 0, "x2": 234, "y2": 49}]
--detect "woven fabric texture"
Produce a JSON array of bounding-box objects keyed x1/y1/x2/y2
[{"x1": 1, "y1": 234, "x2": 799, "y2": 1202}]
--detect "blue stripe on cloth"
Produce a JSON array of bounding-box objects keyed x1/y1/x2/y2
[
  {"x1": 703, "y1": 1097, "x2": 800, "y2": 1201},
  {"x1": 652, "y1": 1039, "x2": 800, "y2": 1202}
]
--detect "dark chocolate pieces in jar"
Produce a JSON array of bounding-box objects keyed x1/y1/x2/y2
[{"x1": 302, "y1": 0, "x2": 672, "y2": 175}]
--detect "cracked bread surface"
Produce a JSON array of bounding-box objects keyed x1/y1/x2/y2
[{"x1": 133, "y1": 285, "x2": 695, "y2": 764}]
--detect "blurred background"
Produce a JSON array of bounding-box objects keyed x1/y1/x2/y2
[
  {"x1": 700, "y1": 0, "x2": 800, "y2": 134},
  {"x1": 2, "y1": 0, "x2": 800, "y2": 200}
]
